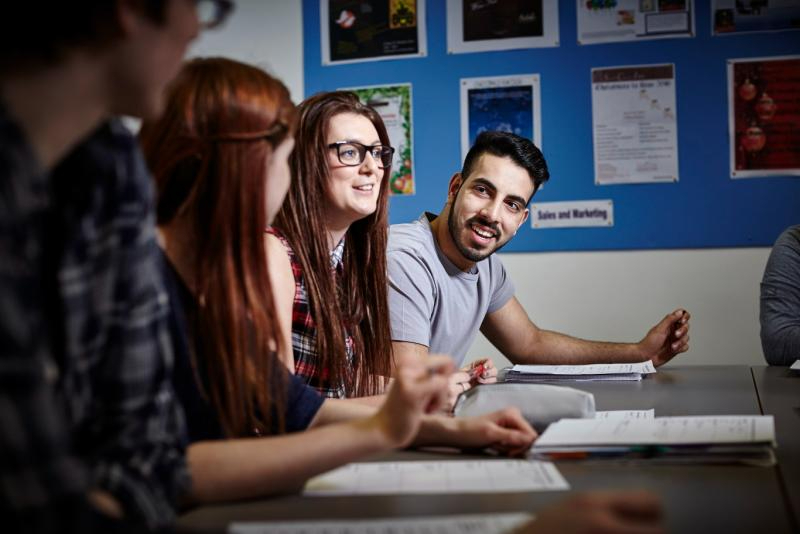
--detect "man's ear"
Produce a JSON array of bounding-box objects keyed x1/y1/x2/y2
[
  {"x1": 448, "y1": 173, "x2": 463, "y2": 199},
  {"x1": 516, "y1": 209, "x2": 529, "y2": 235}
]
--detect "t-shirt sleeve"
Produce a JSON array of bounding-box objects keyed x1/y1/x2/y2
[
  {"x1": 760, "y1": 227, "x2": 800, "y2": 366},
  {"x1": 284, "y1": 372, "x2": 324, "y2": 433},
  {"x1": 387, "y1": 248, "x2": 436, "y2": 347},
  {"x1": 487, "y1": 256, "x2": 516, "y2": 314}
]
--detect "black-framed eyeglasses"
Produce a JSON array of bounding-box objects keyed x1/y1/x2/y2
[
  {"x1": 328, "y1": 141, "x2": 395, "y2": 169},
  {"x1": 196, "y1": 0, "x2": 235, "y2": 29}
]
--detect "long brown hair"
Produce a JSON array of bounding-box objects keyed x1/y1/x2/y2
[
  {"x1": 274, "y1": 91, "x2": 392, "y2": 396},
  {"x1": 140, "y1": 57, "x2": 296, "y2": 437}
]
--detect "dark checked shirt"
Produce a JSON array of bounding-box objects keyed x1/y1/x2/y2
[
  {"x1": 0, "y1": 111, "x2": 189, "y2": 530},
  {"x1": 266, "y1": 227, "x2": 353, "y2": 398}
]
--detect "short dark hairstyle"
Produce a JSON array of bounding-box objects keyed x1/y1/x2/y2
[
  {"x1": 0, "y1": 1, "x2": 167, "y2": 73},
  {"x1": 461, "y1": 131, "x2": 549, "y2": 198}
]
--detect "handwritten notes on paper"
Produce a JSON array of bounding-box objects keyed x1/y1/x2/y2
[
  {"x1": 304, "y1": 460, "x2": 569, "y2": 496},
  {"x1": 230, "y1": 513, "x2": 533, "y2": 534},
  {"x1": 595, "y1": 409, "x2": 655, "y2": 420},
  {"x1": 535, "y1": 416, "x2": 775, "y2": 447},
  {"x1": 507, "y1": 362, "x2": 656, "y2": 382}
]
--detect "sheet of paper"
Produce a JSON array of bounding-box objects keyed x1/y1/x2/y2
[
  {"x1": 595, "y1": 409, "x2": 655, "y2": 420},
  {"x1": 577, "y1": 0, "x2": 694, "y2": 45},
  {"x1": 535, "y1": 416, "x2": 775, "y2": 447},
  {"x1": 507, "y1": 374, "x2": 644, "y2": 382},
  {"x1": 791, "y1": 360, "x2": 800, "y2": 371},
  {"x1": 304, "y1": 460, "x2": 569, "y2": 496},
  {"x1": 511, "y1": 361, "x2": 656, "y2": 375},
  {"x1": 591, "y1": 64, "x2": 679, "y2": 185},
  {"x1": 230, "y1": 512, "x2": 533, "y2": 534}
]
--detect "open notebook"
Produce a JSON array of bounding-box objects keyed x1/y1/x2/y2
[{"x1": 531, "y1": 415, "x2": 776, "y2": 466}]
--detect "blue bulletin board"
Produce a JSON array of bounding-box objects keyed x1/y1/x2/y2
[{"x1": 303, "y1": 1, "x2": 800, "y2": 252}]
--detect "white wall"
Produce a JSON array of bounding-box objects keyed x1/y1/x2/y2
[
  {"x1": 189, "y1": 0, "x2": 304, "y2": 102},
  {"x1": 467, "y1": 248, "x2": 772, "y2": 368},
  {"x1": 191, "y1": 1, "x2": 773, "y2": 369}
]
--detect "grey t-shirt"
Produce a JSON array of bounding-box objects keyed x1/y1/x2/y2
[
  {"x1": 387, "y1": 213, "x2": 515, "y2": 366},
  {"x1": 760, "y1": 224, "x2": 800, "y2": 366}
]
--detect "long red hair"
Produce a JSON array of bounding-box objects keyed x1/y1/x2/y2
[
  {"x1": 274, "y1": 91, "x2": 392, "y2": 397},
  {"x1": 140, "y1": 57, "x2": 296, "y2": 437}
]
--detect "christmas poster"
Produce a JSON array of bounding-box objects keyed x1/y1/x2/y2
[
  {"x1": 591, "y1": 64, "x2": 679, "y2": 185},
  {"x1": 712, "y1": 0, "x2": 800, "y2": 35},
  {"x1": 729, "y1": 56, "x2": 800, "y2": 178},
  {"x1": 459, "y1": 74, "x2": 542, "y2": 162},
  {"x1": 346, "y1": 84, "x2": 416, "y2": 194},
  {"x1": 577, "y1": 0, "x2": 694, "y2": 45},
  {"x1": 446, "y1": 0, "x2": 559, "y2": 53},
  {"x1": 321, "y1": 0, "x2": 427, "y2": 64}
]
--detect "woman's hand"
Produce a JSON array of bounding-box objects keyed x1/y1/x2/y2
[
  {"x1": 373, "y1": 355, "x2": 454, "y2": 448},
  {"x1": 467, "y1": 358, "x2": 498, "y2": 384},
  {"x1": 447, "y1": 369, "x2": 473, "y2": 410},
  {"x1": 451, "y1": 407, "x2": 537, "y2": 457},
  {"x1": 447, "y1": 358, "x2": 500, "y2": 411},
  {"x1": 515, "y1": 491, "x2": 664, "y2": 534}
]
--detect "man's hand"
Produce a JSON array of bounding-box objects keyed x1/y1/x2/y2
[
  {"x1": 451, "y1": 407, "x2": 537, "y2": 457},
  {"x1": 516, "y1": 490, "x2": 664, "y2": 534},
  {"x1": 637, "y1": 309, "x2": 691, "y2": 367}
]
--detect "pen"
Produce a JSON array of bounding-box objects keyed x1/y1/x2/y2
[{"x1": 469, "y1": 362, "x2": 485, "y2": 381}]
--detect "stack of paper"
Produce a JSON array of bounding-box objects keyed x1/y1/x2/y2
[
  {"x1": 531, "y1": 415, "x2": 776, "y2": 466},
  {"x1": 505, "y1": 361, "x2": 657, "y2": 383},
  {"x1": 230, "y1": 513, "x2": 533, "y2": 534}
]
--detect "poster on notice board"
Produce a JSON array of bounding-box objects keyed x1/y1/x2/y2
[
  {"x1": 591, "y1": 64, "x2": 679, "y2": 185},
  {"x1": 344, "y1": 84, "x2": 416, "y2": 195},
  {"x1": 728, "y1": 56, "x2": 800, "y2": 178},
  {"x1": 577, "y1": 0, "x2": 694, "y2": 45},
  {"x1": 446, "y1": 0, "x2": 559, "y2": 53},
  {"x1": 460, "y1": 74, "x2": 542, "y2": 162},
  {"x1": 321, "y1": 0, "x2": 427, "y2": 65},
  {"x1": 712, "y1": 0, "x2": 800, "y2": 35}
]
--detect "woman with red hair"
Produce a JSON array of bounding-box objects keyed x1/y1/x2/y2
[{"x1": 139, "y1": 57, "x2": 536, "y2": 504}]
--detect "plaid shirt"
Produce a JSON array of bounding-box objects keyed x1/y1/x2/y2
[
  {"x1": 267, "y1": 228, "x2": 354, "y2": 398},
  {"x1": 0, "y1": 114, "x2": 189, "y2": 529}
]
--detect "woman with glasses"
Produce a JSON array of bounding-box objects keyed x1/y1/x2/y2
[
  {"x1": 266, "y1": 92, "x2": 395, "y2": 399},
  {"x1": 140, "y1": 58, "x2": 536, "y2": 504}
]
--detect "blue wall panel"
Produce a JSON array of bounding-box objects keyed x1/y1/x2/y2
[{"x1": 303, "y1": 1, "x2": 800, "y2": 252}]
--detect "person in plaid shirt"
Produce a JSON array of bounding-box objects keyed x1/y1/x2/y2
[
  {"x1": 267, "y1": 92, "x2": 395, "y2": 400},
  {"x1": 0, "y1": 1, "x2": 232, "y2": 531}
]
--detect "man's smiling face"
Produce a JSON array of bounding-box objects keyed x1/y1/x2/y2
[{"x1": 446, "y1": 153, "x2": 534, "y2": 264}]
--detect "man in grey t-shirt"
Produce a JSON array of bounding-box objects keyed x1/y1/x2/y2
[{"x1": 387, "y1": 132, "x2": 691, "y2": 398}]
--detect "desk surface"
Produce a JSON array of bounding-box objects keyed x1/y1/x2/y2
[
  {"x1": 752, "y1": 365, "x2": 800, "y2": 532},
  {"x1": 178, "y1": 366, "x2": 795, "y2": 534}
]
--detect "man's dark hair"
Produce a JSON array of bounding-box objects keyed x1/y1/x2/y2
[
  {"x1": 0, "y1": 1, "x2": 167, "y2": 73},
  {"x1": 461, "y1": 131, "x2": 549, "y2": 198}
]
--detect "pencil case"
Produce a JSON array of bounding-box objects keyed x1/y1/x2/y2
[{"x1": 452, "y1": 383, "x2": 596, "y2": 432}]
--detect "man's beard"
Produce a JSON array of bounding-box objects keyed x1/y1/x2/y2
[{"x1": 447, "y1": 200, "x2": 507, "y2": 263}]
